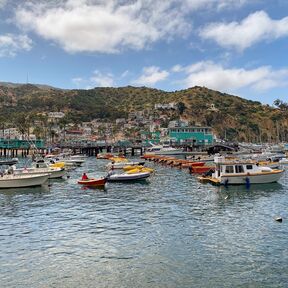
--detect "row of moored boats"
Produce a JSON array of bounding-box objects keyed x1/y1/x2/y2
[{"x1": 142, "y1": 153, "x2": 286, "y2": 186}]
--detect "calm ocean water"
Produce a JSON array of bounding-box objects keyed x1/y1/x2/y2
[{"x1": 0, "y1": 157, "x2": 287, "y2": 288}]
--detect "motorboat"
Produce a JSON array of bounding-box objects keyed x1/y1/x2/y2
[
  {"x1": 0, "y1": 173, "x2": 49, "y2": 188},
  {"x1": 145, "y1": 144, "x2": 183, "y2": 155},
  {"x1": 45, "y1": 154, "x2": 86, "y2": 167},
  {"x1": 96, "y1": 153, "x2": 114, "y2": 159},
  {"x1": 13, "y1": 160, "x2": 66, "y2": 179},
  {"x1": 78, "y1": 177, "x2": 107, "y2": 187},
  {"x1": 107, "y1": 170, "x2": 151, "y2": 182},
  {"x1": 198, "y1": 156, "x2": 284, "y2": 185},
  {"x1": 69, "y1": 154, "x2": 88, "y2": 161},
  {"x1": 123, "y1": 166, "x2": 154, "y2": 174},
  {"x1": 0, "y1": 158, "x2": 18, "y2": 166},
  {"x1": 106, "y1": 161, "x2": 145, "y2": 170},
  {"x1": 279, "y1": 158, "x2": 288, "y2": 164}
]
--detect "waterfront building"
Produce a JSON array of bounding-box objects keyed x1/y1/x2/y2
[
  {"x1": 141, "y1": 131, "x2": 161, "y2": 144},
  {"x1": 0, "y1": 138, "x2": 44, "y2": 149},
  {"x1": 168, "y1": 126, "x2": 214, "y2": 146}
]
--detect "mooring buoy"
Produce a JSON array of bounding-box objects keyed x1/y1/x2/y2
[{"x1": 274, "y1": 216, "x2": 283, "y2": 222}]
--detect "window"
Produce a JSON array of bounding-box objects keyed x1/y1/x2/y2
[
  {"x1": 225, "y1": 166, "x2": 234, "y2": 173},
  {"x1": 246, "y1": 165, "x2": 253, "y2": 170},
  {"x1": 235, "y1": 165, "x2": 244, "y2": 173}
]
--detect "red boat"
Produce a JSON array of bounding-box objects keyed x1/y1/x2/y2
[
  {"x1": 190, "y1": 166, "x2": 214, "y2": 174},
  {"x1": 78, "y1": 177, "x2": 107, "y2": 187}
]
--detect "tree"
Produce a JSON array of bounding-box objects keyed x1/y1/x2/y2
[{"x1": 177, "y1": 102, "x2": 186, "y2": 115}]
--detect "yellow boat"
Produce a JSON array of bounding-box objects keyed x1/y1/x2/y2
[
  {"x1": 110, "y1": 157, "x2": 128, "y2": 163},
  {"x1": 50, "y1": 162, "x2": 66, "y2": 169},
  {"x1": 126, "y1": 167, "x2": 154, "y2": 174},
  {"x1": 123, "y1": 165, "x2": 144, "y2": 171}
]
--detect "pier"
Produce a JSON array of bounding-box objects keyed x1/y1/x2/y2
[{"x1": 59, "y1": 143, "x2": 145, "y2": 156}]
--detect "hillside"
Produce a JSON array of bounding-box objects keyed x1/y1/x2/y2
[{"x1": 0, "y1": 83, "x2": 287, "y2": 142}]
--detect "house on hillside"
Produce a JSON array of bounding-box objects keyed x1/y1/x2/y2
[
  {"x1": 207, "y1": 103, "x2": 219, "y2": 112},
  {"x1": 154, "y1": 102, "x2": 177, "y2": 110},
  {"x1": 48, "y1": 112, "x2": 65, "y2": 122}
]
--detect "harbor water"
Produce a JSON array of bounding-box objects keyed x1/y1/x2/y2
[{"x1": 0, "y1": 157, "x2": 288, "y2": 287}]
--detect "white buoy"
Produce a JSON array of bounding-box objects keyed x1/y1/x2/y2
[{"x1": 274, "y1": 216, "x2": 283, "y2": 222}]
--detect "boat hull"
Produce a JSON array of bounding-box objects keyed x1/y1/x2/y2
[
  {"x1": 14, "y1": 168, "x2": 66, "y2": 179},
  {"x1": 0, "y1": 174, "x2": 49, "y2": 188},
  {"x1": 220, "y1": 170, "x2": 284, "y2": 185},
  {"x1": 78, "y1": 177, "x2": 107, "y2": 186},
  {"x1": 107, "y1": 172, "x2": 151, "y2": 181}
]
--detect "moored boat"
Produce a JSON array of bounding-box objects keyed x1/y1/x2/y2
[
  {"x1": 0, "y1": 158, "x2": 19, "y2": 166},
  {"x1": 107, "y1": 171, "x2": 151, "y2": 181},
  {"x1": 198, "y1": 156, "x2": 284, "y2": 185},
  {"x1": 78, "y1": 177, "x2": 107, "y2": 187},
  {"x1": 106, "y1": 161, "x2": 145, "y2": 169},
  {"x1": 0, "y1": 173, "x2": 49, "y2": 188},
  {"x1": 145, "y1": 144, "x2": 183, "y2": 155},
  {"x1": 13, "y1": 160, "x2": 66, "y2": 179},
  {"x1": 189, "y1": 166, "x2": 214, "y2": 174}
]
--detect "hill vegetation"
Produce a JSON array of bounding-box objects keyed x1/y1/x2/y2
[{"x1": 0, "y1": 83, "x2": 287, "y2": 143}]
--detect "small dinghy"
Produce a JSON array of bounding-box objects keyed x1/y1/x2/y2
[{"x1": 78, "y1": 177, "x2": 107, "y2": 187}]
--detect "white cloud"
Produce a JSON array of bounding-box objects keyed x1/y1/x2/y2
[
  {"x1": 200, "y1": 11, "x2": 288, "y2": 51},
  {"x1": 133, "y1": 66, "x2": 169, "y2": 86},
  {"x1": 0, "y1": 34, "x2": 32, "y2": 57},
  {"x1": 90, "y1": 70, "x2": 114, "y2": 87},
  {"x1": 171, "y1": 65, "x2": 184, "y2": 73},
  {"x1": 0, "y1": 0, "x2": 6, "y2": 9},
  {"x1": 71, "y1": 77, "x2": 85, "y2": 87},
  {"x1": 182, "y1": 0, "x2": 249, "y2": 11},
  {"x1": 178, "y1": 61, "x2": 288, "y2": 92},
  {"x1": 120, "y1": 70, "x2": 129, "y2": 78},
  {"x1": 15, "y1": 0, "x2": 188, "y2": 53},
  {"x1": 14, "y1": 0, "x2": 252, "y2": 54},
  {"x1": 72, "y1": 71, "x2": 115, "y2": 88}
]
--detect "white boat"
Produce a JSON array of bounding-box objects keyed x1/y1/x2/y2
[
  {"x1": 107, "y1": 171, "x2": 151, "y2": 181},
  {"x1": 13, "y1": 161, "x2": 66, "y2": 179},
  {"x1": 69, "y1": 154, "x2": 88, "y2": 161},
  {"x1": 0, "y1": 173, "x2": 49, "y2": 188},
  {"x1": 198, "y1": 156, "x2": 284, "y2": 185},
  {"x1": 0, "y1": 158, "x2": 18, "y2": 165},
  {"x1": 279, "y1": 158, "x2": 288, "y2": 164},
  {"x1": 45, "y1": 154, "x2": 86, "y2": 167},
  {"x1": 145, "y1": 143, "x2": 183, "y2": 155}
]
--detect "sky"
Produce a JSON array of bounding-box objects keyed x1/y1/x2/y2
[{"x1": 0, "y1": 0, "x2": 288, "y2": 105}]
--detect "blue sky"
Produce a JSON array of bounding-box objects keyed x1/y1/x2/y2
[{"x1": 0, "y1": 0, "x2": 288, "y2": 105}]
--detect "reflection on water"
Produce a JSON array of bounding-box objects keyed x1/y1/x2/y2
[
  {"x1": 0, "y1": 158, "x2": 287, "y2": 288},
  {"x1": 0, "y1": 183, "x2": 51, "y2": 196},
  {"x1": 215, "y1": 182, "x2": 285, "y2": 201}
]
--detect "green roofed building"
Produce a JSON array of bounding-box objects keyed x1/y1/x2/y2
[
  {"x1": 0, "y1": 139, "x2": 45, "y2": 149},
  {"x1": 168, "y1": 127, "x2": 214, "y2": 146}
]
